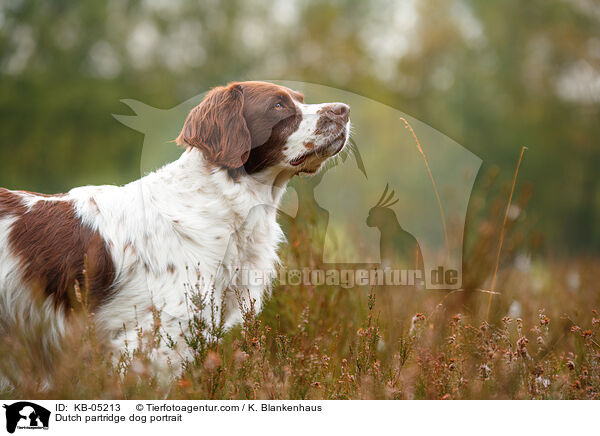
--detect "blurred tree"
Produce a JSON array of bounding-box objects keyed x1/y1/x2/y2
[{"x1": 0, "y1": 0, "x2": 598, "y2": 252}]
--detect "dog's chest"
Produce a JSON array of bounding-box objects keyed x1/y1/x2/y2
[
  {"x1": 128, "y1": 195, "x2": 282, "y2": 293},
  {"x1": 71, "y1": 161, "x2": 285, "y2": 334}
]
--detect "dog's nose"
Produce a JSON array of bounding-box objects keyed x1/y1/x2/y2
[{"x1": 326, "y1": 103, "x2": 350, "y2": 123}]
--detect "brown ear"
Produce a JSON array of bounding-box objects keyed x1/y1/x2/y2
[{"x1": 176, "y1": 84, "x2": 251, "y2": 168}]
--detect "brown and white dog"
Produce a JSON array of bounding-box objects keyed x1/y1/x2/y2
[{"x1": 0, "y1": 81, "x2": 350, "y2": 379}]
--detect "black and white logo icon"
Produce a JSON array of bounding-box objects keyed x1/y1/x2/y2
[{"x1": 2, "y1": 402, "x2": 50, "y2": 434}]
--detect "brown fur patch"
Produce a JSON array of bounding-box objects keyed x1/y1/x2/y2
[
  {"x1": 239, "y1": 82, "x2": 303, "y2": 175},
  {"x1": 7, "y1": 197, "x2": 115, "y2": 310},
  {"x1": 238, "y1": 82, "x2": 302, "y2": 150},
  {"x1": 242, "y1": 112, "x2": 302, "y2": 174},
  {"x1": 178, "y1": 81, "x2": 304, "y2": 176},
  {"x1": 0, "y1": 188, "x2": 27, "y2": 218},
  {"x1": 176, "y1": 84, "x2": 251, "y2": 169}
]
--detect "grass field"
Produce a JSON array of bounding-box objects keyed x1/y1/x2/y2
[
  {"x1": 1, "y1": 217, "x2": 599, "y2": 400},
  {"x1": 1, "y1": 163, "x2": 598, "y2": 400}
]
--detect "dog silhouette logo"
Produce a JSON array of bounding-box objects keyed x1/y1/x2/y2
[{"x1": 2, "y1": 402, "x2": 50, "y2": 433}]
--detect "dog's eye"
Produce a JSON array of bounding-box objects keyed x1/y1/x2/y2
[{"x1": 274, "y1": 103, "x2": 283, "y2": 110}]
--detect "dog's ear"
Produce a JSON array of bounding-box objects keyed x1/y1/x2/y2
[{"x1": 176, "y1": 84, "x2": 251, "y2": 169}]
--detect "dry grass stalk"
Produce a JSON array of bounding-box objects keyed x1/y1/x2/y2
[
  {"x1": 486, "y1": 146, "x2": 527, "y2": 321},
  {"x1": 399, "y1": 117, "x2": 450, "y2": 262}
]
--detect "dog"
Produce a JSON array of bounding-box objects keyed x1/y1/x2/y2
[{"x1": 0, "y1": 81, "x2": 350, "y2": 378}]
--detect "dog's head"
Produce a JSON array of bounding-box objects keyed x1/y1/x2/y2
[{"x1": 176, "y1": 81, "x2": 350, "y2": 176}]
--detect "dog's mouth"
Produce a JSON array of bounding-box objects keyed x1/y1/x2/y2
[{"x1": 290, "y1": 131, "x2": 347, "y2": 167}]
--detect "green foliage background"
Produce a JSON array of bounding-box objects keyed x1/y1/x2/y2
[{"x1": 0, "y1": 0, "x2": 598, "y2": 254}]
